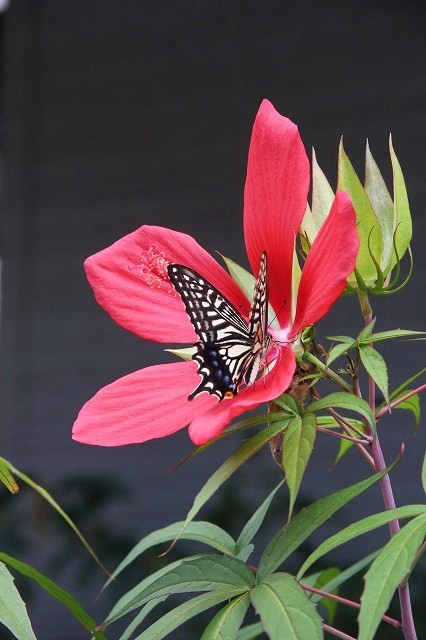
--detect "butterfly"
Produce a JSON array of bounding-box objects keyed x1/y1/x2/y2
[{"x1": 167, "y1": 252, "x2": 271, "y2": 401}]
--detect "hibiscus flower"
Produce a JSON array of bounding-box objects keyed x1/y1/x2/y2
[{"x1": 72, "y1": 100, "x2": 359, "y2": 447}]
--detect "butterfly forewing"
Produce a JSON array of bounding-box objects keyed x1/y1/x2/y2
[{"x1": 167, "y1": 252, "x2": 270, "y2": 401}]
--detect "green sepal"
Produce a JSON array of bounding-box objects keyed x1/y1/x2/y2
[
  {"x1": 388, "y1": 134, "x2": 412, "y2": 273},
  {"x1": 165, "y1": 347, "x2": 195, "y2": 361}
]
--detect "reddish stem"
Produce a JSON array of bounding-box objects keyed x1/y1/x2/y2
[
  {"x1": 376, "y1": 383, "x2": 426, "y2": 419},
  {"x1": 322, "y1": 623, "x2": 356, "y2": 640},
  {"x1": 316, "y1": 425, "x2": 370, "y2": 444}
]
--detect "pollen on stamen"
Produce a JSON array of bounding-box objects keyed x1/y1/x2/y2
[{"x1": 128, "y1": 244, "x2": 176, "y2": 294}]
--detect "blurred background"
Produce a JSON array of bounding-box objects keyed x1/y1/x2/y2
[{"x1": 0, "y1": 1, "x2": 425, "y2": 638}]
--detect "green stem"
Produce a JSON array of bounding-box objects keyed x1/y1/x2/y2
[
  {"x1": 356, "y1": 289, "x2": 417, "y2": 640},
  {"x1": 303, "y1": 351, "x2": 352, "y2": 392}
]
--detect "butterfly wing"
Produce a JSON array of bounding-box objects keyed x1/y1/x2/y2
[
  {"x1": 244, "y1": 251, "x2": 270, "y2": 385},
  {"x1": 167, "y1": 264, "x2": 255, "y2": 400}
]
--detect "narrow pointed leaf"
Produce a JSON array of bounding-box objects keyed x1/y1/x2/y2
[
  {"x1": 119, "y1": 599, "x2": 168, "y2": 640},
  {"x1": 0, "y1": 553, "x2": 106, "y2": 639},
  {"x1": 250, "y1": 573, "x2": 322, "y2": 640},
  {"x1": 393, "y1": 391, "x2": 420, "y2": 429},
  {"x1": 103, "y1": 555, "x2": 255, "y2": 627},
  {"x1": 338, "y1": 140, "x2": 383, "y2": 285},
  {"x1": 175, "y1": 421, "x2": 289, "y2": 546},
  {"x1": 356, "y1": 318, "x2": 376, "y2": 344},
  {"x1": 310, "y1": 551, "x2": 381, "y2": 603},
  {"x1": 297, "y1": 505, "x2": 425, "y2": 579},
  {"x1": 388, "y1": 136, "x2": 412, "y2": 271},
  {"x1": 282, "y1": 414, "x2": 316, "y2": 521},
  {"x1": 307, "y1": 392, "x2": 375, "y2": 435},
  {"x1": 0, "y1": 460, "x2": 19, "y2": 494},
  {"x1": 327, "y1": 341, "x2": 354, "y2": 367},
  {"x1": 236, "y1": 481, "x2": 284, "y2": 553},
  {"x1": 0, "y1": 457, "x2": 109, "y2": 576},
  {"x1": 257, "y1": 460, "x2": 397, "y2": 581},
  {"x1": 313, "y1": 567, "x2": 340, "y2": 624},
  {"x1": 0, "y1": 562, "x2": 37, "y2": 640},
  {"x1": 201, "y1": 593, "x2": 250, "y2": 640},
  {"x1": 389, "y1": 367, "x2": 426, "y2": 400},
  {"x1": 359, "y1": 345, "x2": 389, "y2": 404},
  {"x1": 134, "y1": 589, "x2": 242, "y2": 640},
  {"x1": 366, "y1": 329, "x2": 425, "y2": 344},
  {"x1": 237, "y1": 623, "x2": 263, "y2": 639},
  {"x1": 326, "y1": 335, "x2": 355, "y2": 344},
  {"x1": 364, "y1": 141, "x2": 394, "y2": 272},
  {"x1": 358, "y1": 513, "x2": 426, "y2": 640},
  {"x1": 103, "y1": 521, "x2": 236, "y2": 590}
]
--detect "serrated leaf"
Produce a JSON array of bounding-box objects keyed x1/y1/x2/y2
[
  {"x1": 366, "y1": 329, "x2": 426, "y2": 344},
  {"x1": 237, "y1": 622, "x2": 263, "y2": 639},
  {"x1": 364, "y1": 141, "x2": 395, "y2": 272},
  {"x1": 388, "y1": 136, "x2": 412, "y2": 273},
  {"x1": 235, "y1": 481, "x2": 284, "y2": 555},
  {"x1": 102, "y1": 555, "x2": 255, "y2": 627},
  {"x1": 0, "y1": 457, "x2": 108, "y2": 576},
  {"x1": 175, "y1": 421, "x2": 289, "y2": 546},
  {"x1": 257, "y1": 459, "x2": 397, "y2": 581},
  {"x1": 307, "y1": 392, "x2": 375, "y2": 435},
  {"x1": 220, "y1": 255, "x2": 278, "y2": 329},
  {"x1": 359, "y1": 344, "x2": 389, "y2": 404},
  {"x1": 164, "y1": 347, "x2": 195, "y2": 361},
  {"x1": 326, "y1": 341, "x2": 354, "y2": 367},
  {"x1": 393, "y1": 391, "x2": 420, "y2": 430},
  {"x1": 0, "y1": 460, "x2": 19, "y2": 494},
  {"x1": 358, "y1": 513, "x2": 426, "y2": 640},
  {"x1": 297, "y1": 505, "x2": 425, "y2": 579},
  {"x1": 0, "y1": 562, "x2": 37, "y2": 640},
  {"x1": 338, "y1": 140, "x2": 383, "y2": 286},
  {"x1": 134, "y1": 589, "x2": 242, "y2": 640},
  {"x1": 103, "y1": 521, "x2": 236, "y2": 591},
  {"x1": 201, "y1": 592, "x2": 250, "y2": 640},
  {"x1": 282, "y1": 414, "x2": 316, "y2": 521},
  {"x1": 0, "y1": 553, "x2": 106, "y2": 639},
  {"x1": 356, "y1": 318, "x2": 376, "y2": 343},
  {"x1": 313, "y1": 567, "x2": 340, "y2": 624},
  {"x1": 250, "y1": 573, "x2": 322, "y2": 640}
]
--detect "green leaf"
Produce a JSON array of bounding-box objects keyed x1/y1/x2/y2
[
  {"x1": 0, "y1": 553, "x2": 106, "y2": 639},
  {"x1": 326, "y1": 342, "x2": 354, "y2": 367},
  {"x1": 309, "y1": 551, "x2": 380, "y2": 603},
  {"x1": 119, "y1": 599, "x2": 168, "y2": 640},
  {"x1": 422, "y1": 452, "x2": 426, "y2": 494},
  {"x1": 175, "y1": 421, "x2": 289, "y2": 546},
  {"x1": 366, "y1": 329, "x2": 425, "y2": 344},
  {"x1": 389, "y1": 367, "x2": 426, "y2": 401},
  {"x1": 103, "y1": 521, "x2": 236, "y2": 590},
  {"x1": 0, "y1": 562, "x2": 37, "y2": 640},
  {"x1": 313, "y1": 567, "x2": 340, "y2": 624},
  {"x1": 388, "y1": 135, "x2": 412, "y2": 272},
  {"x1": 359, "y1": 344, "x2": 389, "y2": 405},
  {"x1": 393, "y1": 390, "x2": 420, "y2": 430},
  {"x1": 235, "y1": 481, "x2": 284, "y2": 555},
  {"x1": 103, "y1": 555, "x2": 255, "y2": 627},
  {"x1": 273, "y1": 393, "x2": 303, "y2": 416},
  {"x1": 307, "y1": 392, "x2": 375, "y2": 435},
  {"x1": 311, "y1": 149, "x2": 335, "y2": 230},
  {"x1": 0, "y1": 457, "x2": 109, "y2": 576},
  {"x1": 356, "y1": 318, "x2": 376, "y2": 343},
  {"x1": 237, "y1": 622, "x2": 263, "y2": 639},
  {"x1": 282, "y1": 414, "x2": 316, "y2": 521},
  {"x1": 133, "y1": 589, "x2": 242, "y2": 640},
  {"x1": 200, "y1": 592, "x2": 250, "y2": 639},
  {"x1": 358, "y1": 513, "x2": 426, "y2": 640},
  {"x1": 250, "y1": 573, "x2": 322, "y2": 640},
  {"x1": 165, "y1": 347, "x2": 195, "y2": 361},
  {"x1": 338, "y1": 140, "x2": 383, "y2": 286},
  {"x1": 326, "y1": 335, "x2": 355, "y2": 344},
  {"x1": 257, "y1": 459, "x2": 397, "y2": 581},
  {"x1": 297, "y1": 504, "x2": 426, "y2": 579},
  {"x1": 364, "y1": 141, "x2": 395, "y2": 272},
  {"x1": 0, "y1": 460, "x2": 19, "y2": 494}
]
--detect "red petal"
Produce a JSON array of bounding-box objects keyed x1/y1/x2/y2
[
  {"x1": 291, "y1": 191, "x2": 359, "y2": 337},
  {"x1": 85, "y1": 225, "x2": 249, "y2": 343},
  {"x1": 72, "y1": 361, "x2": 217, "y2": 446},
  {"x1": 244, "y1": 100, "x2": 310, "y2": 328},
  {"x1": 188, "y1": 347, "x2": 296, "y2": 445}
]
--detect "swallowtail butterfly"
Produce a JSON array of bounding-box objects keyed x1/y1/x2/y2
[{"x1": 167, "y1": 252, "x2": 271, "y2": 401}]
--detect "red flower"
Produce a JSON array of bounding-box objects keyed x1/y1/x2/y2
[{"x1": 72, "y1": 100, "x2": 359, "y2": 447}]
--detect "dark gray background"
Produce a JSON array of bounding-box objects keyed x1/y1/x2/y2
[{"x1": 0, "y1": 1, "x2": 425, "y2": 638}]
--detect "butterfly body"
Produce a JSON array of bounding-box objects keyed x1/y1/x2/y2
[{"x1": 167, "y1": 252, "x2": 270, "y2": 401}]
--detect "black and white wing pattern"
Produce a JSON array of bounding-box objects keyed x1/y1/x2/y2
[{"x1": 167, "y1": 252, "x2": 270, "y2": 401}]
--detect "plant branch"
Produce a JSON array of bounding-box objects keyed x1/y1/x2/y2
[
  {"x1": 302, "y1": 583, "x2": 401, "y2": 629},
  {"x1": 376, "y1": 383, "x2": 426, "y2": 419},
  {"x1": 316, "y1": 425, "x2": 370, "y2": 445},
  {"x1": 303, "y1": 351, "x2": 353, "y2": 392},
  {"x1": 322, "y1": 624, "x2": 356, "y2": 640}
]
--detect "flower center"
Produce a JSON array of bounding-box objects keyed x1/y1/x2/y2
[{"x1": 129, "y1": 244, "x2": 175, "y2": 293}]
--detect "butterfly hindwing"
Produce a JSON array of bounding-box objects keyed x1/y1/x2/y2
[{"x1": 167, "y1": 253, "x2": 269, "y2": 401}]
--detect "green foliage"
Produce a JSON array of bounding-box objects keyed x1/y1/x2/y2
[
  {"x1": 359, "y1": 344, "x2": 389, "y2": 404},
  {"x1": 308, "y1": 392, "x2": 375, "y2": 435},
  {"x1": 0, "y1": 563, "x2": 37, "y2": 640},
  {"x1": 200, "y1": 593, "x2": 250, "y2": 639},
  {"x1": 282, "y1": 414, "x2": 316, "y2": 521},
  {"x1": 250, "y1": 573, "x2": 323, "y2": 639}
]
